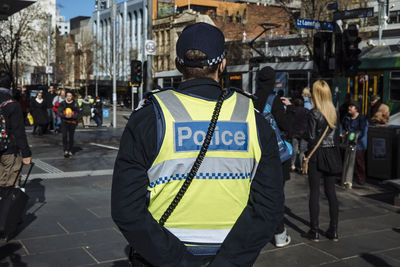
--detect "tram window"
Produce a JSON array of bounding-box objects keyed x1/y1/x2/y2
[{"x1": 389, "y1": 71, "x2": 400, "y2": 101}]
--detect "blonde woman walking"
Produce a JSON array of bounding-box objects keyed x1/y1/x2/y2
[{"x1": 305, "y1": 80, "x2": 341, "y2": 242}]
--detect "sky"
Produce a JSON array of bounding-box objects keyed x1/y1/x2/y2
[
  {"x1": 57, "y1": 0, "x2": 126, "y2": 21},
  {"x1": 56, "y1": 0, "x2": 96, "y2": 21}
]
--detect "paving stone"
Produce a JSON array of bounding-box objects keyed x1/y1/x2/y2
[
  {"x1": 21, "y1": 228, "x2": 123, "y2": 254},
  {"x1": 307, "y1": 229, "x2": 400, "y2": 259},
  {"x1": 56, "y1": 215, "x2": 115, "y2": 233},
  {"x1": 85, "y1": 240, "x2": 128, "y2": 262},
  {"x1": 255, "y1": 243, "x2": 337, "y2": 267},
  {"x1": 83, "y1": 259, "x2": 130, "y2": 267},
  {"x1": 15, "y1": 214, "x2": 66, "y2": 239},
  {"x1": 377, "y1": 247, "x2": 400, "y2": 262},
  {"x1": 320, "y1": 253, "x2": 400, "y2": 267},
  {"x1": 20, "y1": 248, "x2": 95, "y2": 267}
]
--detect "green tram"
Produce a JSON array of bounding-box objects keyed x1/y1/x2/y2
[{"x1": 333, "y1": 46, "x2": 400, "y2": 120}]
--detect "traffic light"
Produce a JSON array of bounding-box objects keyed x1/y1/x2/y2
[
  {"x1": 343, "y1": 24, "x2": 361, "y2": 77},
  {"x1": 313, "y1": 32, "x2": 333, "y2": 74},
  {"x1": 131, "y1": 60, "x2": 142, "y2": 85}
]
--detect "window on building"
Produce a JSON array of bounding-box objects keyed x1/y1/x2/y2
[
  {"x1": 389, "y1": 71, "x2": 400, "y2": 101},
  {"x1": 389, "y1": 11, "x2": 400, "y2": 24}
]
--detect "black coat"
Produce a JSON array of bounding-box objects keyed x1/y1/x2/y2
[
  {"x1": 292, "y1": 106, "x2": 309, "y2": 139},
  {"x1": 0, "y1": 88, "x2": 31, "y2": 157},
  {"x1": 30, "y1": 98, "x2": 49, "y2": 125}
]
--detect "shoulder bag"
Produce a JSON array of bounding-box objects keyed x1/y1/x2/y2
[{"x1": 302, "y1": 126, "x2": 329, "y2": 175}]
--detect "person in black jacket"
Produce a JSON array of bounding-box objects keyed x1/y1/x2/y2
[
  {"x1": 291, "y1": 97, "x2": 309, "y2": 172},
  {"x1": 112, "y1": 23, "x2": 284, "y2": 266},
  {"x1": 305, "y1": 80, "x2": 340, "y2": 242},
  {"x1": 45, "y1": 85, "x2": 57, "y2": 131},
  {"x1": 58, "y1": 91, "x2": 79, "y2": 158},
  {"x1": 0, "y1": 71, "x2": 32, "y2": 187},
  {"x1": 30, "y1": 91, "x2": 49, "y2": 136},
  {"x1": 254, "y1": 66, "x2": 295, "y2": 248}
]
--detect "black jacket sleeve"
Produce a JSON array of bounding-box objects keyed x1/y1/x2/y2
[
  {"x1": 58, "y1": 102, "x2": 66, "y2": 119},
  {"x1": 111, "y1": 105, "x2": 203, "y2": 267},
  {"x1": 271, "y1": 97, "x2": 295, "y2": 136},
  {"x1": 210, "y1": 112, "x2": 284, "y2": 267},
  {"x1": 7, "y1": 102, "x2": 31, "y2": 158}
]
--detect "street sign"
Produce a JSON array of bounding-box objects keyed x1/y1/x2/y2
[
  {"x1": 296, "y1": 19, "x2": 334, "y2": 31},
  {"x1": 145, "y1": 40, "x2": 157, "y2": 56},
  {"x1": 45, "y1": 66, "x2": 53, "y2": 74},
  {"x1": 333, "y1": 8, "x2": 374, "y2": 21},
  {"x1": 327, "y1": 2, "x2": 338, "y2": 11},
  {"x1": 103, "y1": 108, "x2": 110, "y2": 118}
]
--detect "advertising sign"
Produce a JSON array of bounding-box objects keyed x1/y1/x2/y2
[
  {"x1": 274, "y1": 72, "x2": 287, "y2": 95},
  {"x1": 158, "y1": 0, "x2": 174, "y2": 18}
]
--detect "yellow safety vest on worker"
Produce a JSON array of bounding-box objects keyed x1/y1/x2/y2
[{"x1": 147, "y1": 88, "x2": 261, "y2": 246}]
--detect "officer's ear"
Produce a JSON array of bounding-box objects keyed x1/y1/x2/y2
[
  {"x1": 175, "y1": 58, "x2": 184, "y2": 74},
  {"x1": 218, "y1": 58, "x2": 226, "y2": 73},
  {"x1": 218, "y1": 58, "x2": 226, "y2": 76}
]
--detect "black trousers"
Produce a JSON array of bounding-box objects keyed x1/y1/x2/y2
[
  {"x1": 61, "y1": 122, "x2": 76, "y2": 151},
  {"x1": 308, "y1": 160, "x2": 339, "y2": 230}
]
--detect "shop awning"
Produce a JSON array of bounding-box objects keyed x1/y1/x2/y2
[{"x1": 0, "y1": 0, "x2": 36, "y2": 19}]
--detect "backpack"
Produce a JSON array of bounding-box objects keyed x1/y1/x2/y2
[
  {"x1": 262, "y1": 94, "x2": 293, "y2": 163},
  {"x1": 0, "y1": 100, "x2": 14, "y2": 153}
]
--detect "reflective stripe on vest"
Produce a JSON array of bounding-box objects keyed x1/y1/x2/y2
[{"x1": 148, "y1": 89, "x2": 261, "y2": 245}]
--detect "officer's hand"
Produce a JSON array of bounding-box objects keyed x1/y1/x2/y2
[{"x1": 23, "y1": 157, "x2": 32, "y2": 165}]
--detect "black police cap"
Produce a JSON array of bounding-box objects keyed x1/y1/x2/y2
[{"x1": 176, "y1": 22, "x2": 225, "y2": 68}]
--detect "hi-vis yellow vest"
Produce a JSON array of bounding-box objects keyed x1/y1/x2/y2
[{"x1": 148, "y1": 89, "x2": 261, "y2": 246}]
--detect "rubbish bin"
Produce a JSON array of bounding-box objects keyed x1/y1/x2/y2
[{"x1": 367, "y1": 126, "x2": 400, "y2": 179}]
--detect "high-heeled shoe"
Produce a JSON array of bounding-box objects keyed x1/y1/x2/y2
[
  {"x1": 326, "y1": 227, "x2": 339, "y2": 242},
  {"x1": 304, "y1": 229, "x2": 319, "y2": 242}
]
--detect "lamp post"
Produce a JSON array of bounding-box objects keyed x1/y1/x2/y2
[
  {"x1": 145, "y1": 0, "x2": 153, "y2": 92},
  {"x1": 47, "y1": 13, "x2": 52, "y2": 87},
  {"x1": 111, "y1": 0, "x2": 117, "y2": 128}
]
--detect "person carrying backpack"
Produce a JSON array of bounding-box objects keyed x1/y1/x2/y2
[
  {"x1": 255, "y1": 66, "x2": 295, "y2": 248},
  {"x1": 0, "y1": 72, "x2": 32, "y2": 187}
]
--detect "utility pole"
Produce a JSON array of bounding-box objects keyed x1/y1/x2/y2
[
  {"x1": 378, "y1": 0, "x2": 388, "y2": 45},
  {"x1": 47, "y1": 13, "x2": 52, "y2": 87},
  {"x1": 112, "y1": 0, "x2": 117, "y2": 128},
  {"x1": 145, "y1": 0, "x2": 153, "y2": 92}
]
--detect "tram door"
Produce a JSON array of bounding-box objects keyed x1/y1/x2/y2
[{"x1": 346, "y1": 73, "x2": 384, "y2": 115}]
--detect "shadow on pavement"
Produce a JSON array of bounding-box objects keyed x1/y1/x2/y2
[
  {"x1": 0, "y1": 243, "x2": 27, "y2": 266},
  {"x1": 8, "y1": 179, "x2": 46, "y2": 240},
  {"x1": 360, "y1": 253, "x2": 392, "y2": 267},
  {"x1": 284, "y1": 206, "x2": 309, "y2": 235}
]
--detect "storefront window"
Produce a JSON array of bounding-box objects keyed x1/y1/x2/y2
[{"x1": 389, "y1": 71, "x2": 400, "y2": 101}]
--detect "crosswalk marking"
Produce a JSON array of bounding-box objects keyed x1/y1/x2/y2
[
  {"x1": 32, "y1": 159, "x2": 63, "y2": 173},
  {"x1": 28, "y1": 169, "x2": 114, "y2": 179},
  {"x1": 90, "y1": 143, "x2": 119, "y2": 150}
]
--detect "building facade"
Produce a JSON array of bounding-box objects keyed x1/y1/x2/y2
[
  {"x1": 56, "y1": 9, "x2": 70, "y2": 36},
  {"x1": 92, "y1": 0, "x2": 148, "y2": 84}
]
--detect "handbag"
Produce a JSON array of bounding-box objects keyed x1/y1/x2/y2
[{"x1": 302, "y1": 126, "x2": 329, "y2": 175}]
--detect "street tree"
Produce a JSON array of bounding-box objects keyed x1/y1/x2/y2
[{"x1": 0, "y1": 2, "x2": 53, "y2": 85}]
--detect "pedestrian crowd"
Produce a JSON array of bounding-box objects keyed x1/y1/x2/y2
[{"x1": 13, "y1": 85, "x2": 105, "y2": 158}]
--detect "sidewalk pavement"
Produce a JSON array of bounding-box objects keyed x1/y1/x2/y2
[{"x1": 1, "y1": 171, "x2": 399, "y2": 266}]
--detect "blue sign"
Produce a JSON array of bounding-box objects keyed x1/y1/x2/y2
[
  {"x1": 274, "y1": 72, "x2": 287, "y2": 95},
  {"x1": 296, "y1": 19, "x2": 334, "y2": 31},
  {"x1": 103, "y1": 108, "x2": 110, "y2": 118},
  {"x1": 174, "y1": 121, "x2": 248, "y2": 152}
]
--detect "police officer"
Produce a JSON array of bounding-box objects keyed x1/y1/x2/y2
[{"x1": 112, "y1": 22, "x2": 284, "y2": 266}]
